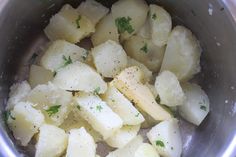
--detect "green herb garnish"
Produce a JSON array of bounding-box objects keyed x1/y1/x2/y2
[
  {"x1": 200, "y1": 105, "x2": 207, "y2": 111},
  {"x1": 155, "y1": 96, "x2": 161, "y2": 104},
  {"x1": 82, "y1": 51, "x2": 89, "y2": 60},
  {"x1": 63, "y1": 55, "x2": 72, "y2": 67},
  {"x1": 3, "y1": 110, "x2": 15, "y2": 122},
  {"x1": 156, "y1": 140, "x2": 165, "y2": 147},
  {"x1": 115, "y1": 17, "x2": 134, "y2": 34},
  {"x1": 96, "y1": 105, "x2": 103, "y2": 112},
  {"x1": 77, "y1": 105, "x2": 81, "y2": 111},
  {"x1": 53, "y1": 71, "x2": 57, "y2": 77},
  {"x1": 45, "y1": 105, "x2": 61, "y2": 117},
  {"x1": 152, "y1": 13, "x2": 157, "y2": 20},
  {"x1": 93, "y1": 87, "x2": 101, "y2": 95},
  {"x1": 76, "y1": 15, "x2": 82, "y2": 28},
  {"x1": 135, "y1": 113, "x2": 140, "y2": 117},
  {"x1": 140, "y1": 43, "x2": 148, "y2": 53}
]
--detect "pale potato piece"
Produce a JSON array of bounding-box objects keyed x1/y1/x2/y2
[
  {"x1": 92, "y1": 40, "x2": 127, "y2": 78},
  {"x1": 155, "y1": 71, "x2": 185, "y2": 106},
  {"x1": 77, "y1": 0, "x2": 109, "y2": 25},
  {"x1": 113, "y1": 66, "x2": 172, "y2": 121},
  {"x1": 106, "y1": 125, "x2": 141, "y2": 148},
  {"x1": 138, "y1": 106, "x2": 159, "y2": 129},
  {"x1": 6, "y1": 81, "x2": 31, "y2": 110},
  {"x1": 160, "y1": 26, "x2": 201, "y2": 81},
  {"x1": 53, "y1": 61, "x2": 107, "y2": 93},
  {"x1": 137, "y1": 19, "x2": 151, "y2": 39},
  {"x1": 66, "y1": 127, "x2": 96, "y2": 157},
  {"x1": 127, "y1": 56, "x2": 152, "y2": 82},
  {"x1": 146, "y1": 83, "x2": 158, "y2": 98},
  {"x1": 25, "y1": 82, "x2": 72, "y2": 126},
  {"x1": 102, "y1": 84, "x2": 144, "y2": 125},
  {"x1": 147, "y1": 119, "x2": 182, "y2": 157},
  {"x1": 135, "y1": 143, "x2": 160, "y2": 157},
  {"x1": 91, "y1": 14, "x2": 119, "y2": 46},
  {"x1": 40, "y1": 40, "x2": 88, "y2": 71},
  {"x1": 111, "y1": 0, "x2": 148, "y2": 41},
  {"x1": 178, "y1": 83, "x2": 210, "y2": 125},
  {"x1": 29, "y1": 65, "x2": 54, "y2": 88},
  {"x1": 106, "y1": 135, "x2": 143, "y2": 157},
  {"x1": 124, "y1": 36, "x2": 165, "y2": 72},
  {"x1": 74, "y1": 92, "x2": 123, "y2": 139},
  {"x1": 149, "y1": 5, "x2": 172, "y2": 47},
  {"x1": 7, "y1": 102, "x2": 44, "y2": 146},
  {"x1": 35, "y1": 124, "x2": 68, "y2": 157},
  {"x1": 44, "y1": 4, "x2": 95, "y2": 43}
]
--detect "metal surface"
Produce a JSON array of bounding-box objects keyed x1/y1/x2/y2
[{"x1": 0, "y1": 0, "x2": 236, "y2": 157}]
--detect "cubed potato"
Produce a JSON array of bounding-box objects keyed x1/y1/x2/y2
[
  {"x1": 53, "y1": 61, "x2": 107, "y2": 93},
  {"x1": 124, "y1": 36, "x2": 165, "y2": 72},
  {"x1": 29, "y1": 65, "x2": 54, "y2": 88},
  {"x1": 25, "y1": 82, "x2": 72, "y2": 126},
  {"x1": 44, "y1": 4, "x2": 95, "y2": 43},
  {"x1": 149, "y1": 5, "x2": 172, "y2": 47},
  {"x1": 106, "y1": 135, "x2": 143, "y2": 157},
  {"x1": 146, "y1": 83, "x2": 158, "y2": 98},
  {"x1": 112, "y1": 66, "x2": 172, "y2": 121},
  {"x1": 139, "y1": 107, "x2": 159, "y2": 129},
  {"x1": 66, "y1": 127, "x2": 96, "y2": 157},
  {"x1": 106, "y1": 125, "x2": 141, "y2": 148},
  {"x1": 35, "y1": 124, "x2": 68, "y2": 157},
  {"x1": 92, "y1": 40, "x2": 127, "y2": 78},
  {"x1": 77, "y1": 0, "x2": 109, "y2": 25},
  {"x1": 6, "y1": 81, "x2": 31, "y2": 110},
  {"x1": 178, "y1": 83, "x2": 210, "y2": 125},
  {"x1": 91, "y1": 14, "x2": 119, "y2": 46},
  {"x1": 7, "y1": 102, "x2": 44, "y2": 146},
  {"x1": 74, "y1": 92, "x2": 123, "y2": 139},
  {"x1": 155, "y1": 71, "x2": 185, "y2": 106},
  {"x1": 102, "y1": 84, "x2": 144, "y2": 125},
  {"x1": 160, "y1": 26, "x2": 202, "y2": 81},
  {"x1": 40, "y1": 40, "x2": 88, "y2": 71},
  {"x1": 111, "y1": 0, "x2": 149, "y2": 41},
  {"x1": 135, "y1": 143, "x2": 160, "y2": 157},
  {"x1": 127, "y1": 56, "x2": 152, "y2": 82},
  {"x1": 137, "y1": 19, "x2": 151, "y2": 39},
  {"x1": 147, "y1": 119, "x2": 182, "y2": 157}
]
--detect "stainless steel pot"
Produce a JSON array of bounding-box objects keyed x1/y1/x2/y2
[{"x1": 0, "y1": 0, "x2": 236, "y2": 157}]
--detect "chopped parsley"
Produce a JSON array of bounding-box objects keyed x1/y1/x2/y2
[
  {"x1": 3, "y1": 110, "x2": 15, "y2": 122},
  {"x1": 152, "y1": 13, "x2": 157, "y2": 20},
  {"x1": 82, "y1": 51, "x2": 89, "y2": 60},
  {"x1": 200, "y1": 105, "x2": 207, "y2": 111},
  {"x1": 156, "y1": 140, "x2": 165, "y2": 147},
  {"x1": 115, "y1": 17, "x2": 134, "y2": 34},
  {"x1": 155, "y1": 96, "x2": 161, "y2": 104},
  {"x1": 135, "y1": 113, "x2": 140, "y2": 117},
  {"x1": 62, "y1": 55, "x2": 72, "y2": 67},
  {"x1": 140, "y1": 43, "x2": 148, "y2": 53},
  {"x1": 76, "y1": 15, "x2": 82, "y2": 29},
  {"x1": 53, "y1": 71, "x2": 57, "y2": 77},
  {"x1": 111, "y1": 99, "x2": 115, "y2": 103},
  {"x1": 93, "y1": 87, "x2": 101, "y2": 95},
  {"x1": 45, "y1": 105, "x2": 61, "y2": 117},
  {"x1": 77, "y1": 105, "x2": 81, "y2": 111},
  {"x1": 96, "y1": 105, "x2": 103, "y2": 112}
]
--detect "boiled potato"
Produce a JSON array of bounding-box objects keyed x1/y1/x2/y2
[
  {"x1": 137, "y1": 19, "x2": 151, "y2": 39},
  {"x1": 7, "y1": 102, "x2": 44, "y2": 146},
  {"x1": 29, "y1": 65, "x2": 54, "y2": 88},
  {"x1": 35, "y1": 124, "x2": 68, "y2": 157},
  {"x1": 66, "y1": 127, "x2": 96, "y2": 157},
  {"x1": 178, "y1": 83, "x2": 210, "y2": 125},
  {"x1": 111, "y1": 0, "x2": 148, "y2": 41},
  {"x1": 146, "y1": 83, "x2": 158, "y2": 98},
  {"x1": 6, "y1": 81, "x2": 31, "y2": 110},
  {"x1": 124, "y1": 36, "x2": 165, "y2": 72},
  {"x1": 102, "y1": 84, "x2": 144, "y2": 125},
  {"x1": 77, "y1": 0, "x2": 109, "y2": 25},
  {"x1": 160, "y1": 26, "x2": 201, "y2": 81},
  {"x1": 113, "y1": 66, "x2": 172, "y2": 121},
  {"x1": 106, "y1": 135, "x2": 143, "y2": 157},
  {"x1": 106, "y1": 125, "x2": 140, "y2": 148},
  {"x1": 147, "y1": 119, "x2": 182, "y2": 157},
  {"x1": 91, "y1": 14, "x2": 119, "y2": 46},
  {"x1": 25, "y1": 82, "x2": 72, "y2": 126},
  {"x1": 149, "y1": 5, "x2": 172, "y2": 47},
  {"x1": 127, "y1": 56, "x2": 152, "y2": 82},
  {"x1": 44, "y1": 4, "x2": 95, "y2": 43},
  {"x1": 135, "y1": 143, "x2": 160, "y2": 157},
  {"x1": 40, "y1": 40, "x2": 88, "y2": 71},
  {"x1": 92, "y1": 40, "x2": 127, "y2": 78},
  {"x1": 53, "y1": 61, "x2": 107, "y2": 93},
  {"x1": 74, "y1": 92, "x2": 123, "y2": 139},
  {"x1": 139, "y1": 107, "x2": 159, "y2": 129},
  {"x1": 155, "y1": 71, "x2": 185, "y2": 106}
]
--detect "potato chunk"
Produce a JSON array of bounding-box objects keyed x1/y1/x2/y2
[
  {"x1": 178, "y1": 83, "x2": 210, "y2": 125},
  {"x1": 35, "y1": 124, "x2": 68, "y2": 157},
  {"x1": 92, "y1": 40, "x2": 127, "y2": 78},
  {"x1": 160, "y1": 26, "x2": 201, "y2": 81},
  {"x1": 155, "y1": 71, "x2": 185, "y2": 106},
  {"x1": 7, "y1": 102, "x2": 44, "y2": 146},
  {"x1": 135, "y1": 143, "x2": 160, "y2": 157},
  {"x1": 137, "y1": 20, "x2": 151, "y2": 39}
]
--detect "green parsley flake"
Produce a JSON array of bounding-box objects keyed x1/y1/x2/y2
[
  {"x1": 96, "y1": 105, "x2": 103, "y2": 112},
  {"x1": 115, "y1": 17, "x2": 134, "y2": 34},
  {"x1": 45, "y1": 105, "x2": 61, "y2": 117},
  {"x1": 76, "y1": 15, "x2": 82, "y2": 29},
  {"x1": 3, "y1": 110, "x2": 15, "y2": 122},
  {"x1": 200, "y1": 105, "x2": 207, "y2": 111},
  {"x1": 152, "y1": 13, "x2": 157, "y2": 20},
  {"x1": 53, "y1": 71, "x2": 57, "y2": 77},
  {"x1": 62, "y1": 55, "x2": 72, "y2": 67},
  {"x1": 93, "y1": 87, "x2": 101, "y2": 95},
  {"x1": 77, "y1": 105, "x2": 81, "y2": 111},
  {"x1": 135, "y1": 113, "x2": 140, "y2": 117},
  {"x1": 140, "y1": 43, "x2": 148, "y2": 53},
  {"x1": 82, "y1": 51, "x2": 89, "y2": 60},
  {"x1": 156, "y1": 140, "x2": 165, "y2": 147}
]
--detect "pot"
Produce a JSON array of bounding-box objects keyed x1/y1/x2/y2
[{"x1": 0, "y1": 0, "x2": 236, "y2": 157}]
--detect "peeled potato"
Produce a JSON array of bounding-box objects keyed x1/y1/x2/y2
[
  {"x1": 135, "y1": 143, "x2": 160, "y2": 157},
  {"x1": 111, "y1": 0, "x2": 148, "y2": 41},
  {"x1": 137, "y1": 19, "x2": 151, "y2": 39},
  {"x1": 160, "y1": 26, "x2": 202, "y2": 81},
  {"x1": 149, "y1": 5, "x2": 172, "y2": 47},
  {"x1": 178, "y1": 83, "x2": 210, "y2": 126},
  {"x1": 91, "y1": 14, "x2": 119, "y2": 46},
  {"x1": 124, "y1": 36, "x2": 165, "y2": 72}
]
